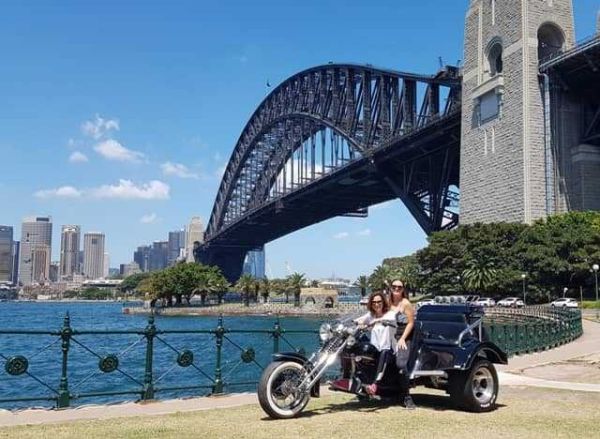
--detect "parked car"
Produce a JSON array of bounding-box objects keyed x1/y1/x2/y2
[
  {"x1": 475, "y1": 297, "x2": 496, "y2": 307},
  {"x1": 550, "y1": 298, "x2": 579, "y2": 308},
  {"x1": 496, "y1": 297, "x2": 525, "y2": 308}
]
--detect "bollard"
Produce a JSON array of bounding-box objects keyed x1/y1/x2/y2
[
  {"x1": 142, "y1": 314, "x2": 156, "y2": 400},
  {"x1": 57, "y1": 313, "x2": 72, "y2": 408}
]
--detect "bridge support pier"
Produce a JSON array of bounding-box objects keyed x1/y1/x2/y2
[{"x1": 195, "y1": 246, "x2": 249, "y2": 283}]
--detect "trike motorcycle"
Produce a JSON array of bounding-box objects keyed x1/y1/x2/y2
[{"x1": 258, "y1": 304, "x2": 507, "y2": 419}]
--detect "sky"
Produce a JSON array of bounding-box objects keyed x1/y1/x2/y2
[{"x1": 1, "y1": 0, "x2": 598, "y2": 280}]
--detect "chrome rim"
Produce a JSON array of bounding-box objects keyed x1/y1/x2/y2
[
  {"x1": 471, "y1": 366, "x2": 495, "y2": 405},
  {"x1": 270, "y1": 366, "x2": 306, "y2": 410}
]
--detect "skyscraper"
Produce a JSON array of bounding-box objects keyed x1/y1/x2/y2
[
  {"x1": 185, "y1": 217, "x2": 204, "y2": 262},
  {"x1": 149, "y1": 241, "x2": 169, "y2": 271},
  {"x1": 168, "y1": 229, "x2": 186, "y2": 266},
  {"x1": 133, "y1": 245, "x2": 151, "y2": 272},
  {"x1": 83, "y1": 232, "x2": 105, "y2": 280},
  {"x1": 60, "y1": 225, "x2": 80, "y2": 279},
  {"x1": 103, "y1": 253, "x2": 110, "y2": 278},
  {"x1": 19, "y1": 216, "x2": 52, "y2": 285},
  {"x1": 11, "y1": 241, "x2": 19, "y2": 285},
  {"x1": 0, "y1": 226, "x2": 13, "y2": 283}
]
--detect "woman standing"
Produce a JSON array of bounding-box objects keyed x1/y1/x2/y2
[{"x1": 389, "y1": 280, "x2": 416, "y2": 409}]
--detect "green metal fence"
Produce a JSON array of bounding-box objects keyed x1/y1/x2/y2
[
  {"x1": 484, "y1": 306, "x2": 583, "y2": 356},
  {"x1": 0, "y1": 307, "x2": 583, "y2": 409}
]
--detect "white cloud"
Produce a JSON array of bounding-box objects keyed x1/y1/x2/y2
[
  {"x1": 34, "y1": 186, "x2": 82, "y2": 199},
  {"x1": 68, "y1": 151, "x2": 89, "y2": 163},
  {"x1": 140, "y1": 213, "x2": 159, "y2": 224},
  {"x1": 94, "y1": 139, "x2": 145, "y2": 163},
  {"x1": 33, "y1": 180, "x2": 169, "y2": 201},
  {"x1": 81, "y1": 115, "x2": 120, "y2": 139},
  {"x1": 91, "y1": 179, "x2": 170, "y2": 200},
  {"x1": 357, "y1": 228, "x2": 372, "y2": 237},
  {"x1": 333, "y1": 232, "x2": 349, "y2": 240},
  {"x1": 161, "y1": 162, "x2": 199, "y2": 179}
]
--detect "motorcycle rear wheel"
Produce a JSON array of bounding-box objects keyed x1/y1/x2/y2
[{"x1": 258, "y1": 361, "x2": 310, "y2": 419}]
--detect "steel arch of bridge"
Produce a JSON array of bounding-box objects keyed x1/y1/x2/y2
[{"x1": 206, "y1": 63, "x2": 461, "y2": 244}]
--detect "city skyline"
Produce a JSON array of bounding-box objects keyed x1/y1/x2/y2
[{"x1": 1, "y1": 1, "x2": 597, "y2": 279}]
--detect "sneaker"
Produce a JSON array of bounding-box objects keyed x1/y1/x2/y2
[
  {"x1": 403, "y1": 395, "x2": 416, "y2": 410},
  {"x1": 365, "y1": 383, "x2": 378, "y2": 396}
]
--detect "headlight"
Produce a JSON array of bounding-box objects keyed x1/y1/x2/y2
[
  {"x1": 319, "y1": 323, "x2": 332, "y2": 342},
  {"x1": 346, "y1": 335, "x2": 356, "y2": 347}
]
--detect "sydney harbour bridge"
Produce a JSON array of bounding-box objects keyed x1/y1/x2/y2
[{"x1": 198, "y1": 1, "x2": 600, "y2": 282}]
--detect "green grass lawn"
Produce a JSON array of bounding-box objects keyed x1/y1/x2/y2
[{"x1": 2, "y1": 387, "x2": 599, "y2": 439}]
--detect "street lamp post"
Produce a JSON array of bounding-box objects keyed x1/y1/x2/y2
[
  {"x1": 593, "y1": 264, "x2": 599, "y2": 302},
  {"x1": 521, "y1": 273, "x2": 527, "y2": 305}
]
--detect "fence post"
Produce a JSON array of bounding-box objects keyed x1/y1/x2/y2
[
  {"x1": 213, "y1": 314, "x2": 224, "y2": 394},
  {"x1": 273, "y1": 316, "x2": 281, "y2": 353},
  {"x1": 57, "y1": 313, "x2": 72, "y2": 408},
  {"x1": 142, "y1": 314, "x2": 156, "y2": 400}
]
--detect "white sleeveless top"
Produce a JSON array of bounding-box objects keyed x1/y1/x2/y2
[{"x1": 356, "y1": 310, "x2": 397, "y2": 351}]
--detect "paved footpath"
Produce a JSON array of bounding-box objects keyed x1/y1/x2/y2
[{"x1": 1, "y1": 319, "x2": 599, "y2": 428}]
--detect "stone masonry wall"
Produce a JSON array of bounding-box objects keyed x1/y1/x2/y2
[{"x1": 460, "y1": 0, "x2": 575, "y2": 225}]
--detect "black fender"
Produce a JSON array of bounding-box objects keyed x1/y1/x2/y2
[
  {"x1": 271, "y1": 352, "x2": 320, "y2": 397},
  {"x1": 464, "y1": 342, "x2": 508, "y2": 370}
]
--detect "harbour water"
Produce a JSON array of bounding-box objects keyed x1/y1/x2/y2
[{"x1": 0, "y1": 302, "x2": 325, "y2": 409}]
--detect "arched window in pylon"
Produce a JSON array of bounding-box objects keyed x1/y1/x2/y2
[
  {"x1": 486, "y1": 39, "x2": 503, "y2": 77},
  {"x1": 538, "y1": 23, "x2": 565, "y2": 63}
]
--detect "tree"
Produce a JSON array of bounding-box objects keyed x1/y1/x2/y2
[
  {"x1": 369, "y1": 265, "x2": 393, "y2": 291},
  {"x1": 286, "y1": 272, "x2": 306, "y2": 307},
  {"x1": 461, "y1": 259, "x2": 498, "y2": 296},
  {"x1": 119, "y1": 272, "x2": 152, "y2": 296},
  {"x1": 355, "y1": 275, "x2": 369, "y2": 297},
  {"x1": 235, "y1": 273, "x2": 256, "y2": 307},
  {"x1": 259, "y1": 277, "x2": 271, "y2": 303}
]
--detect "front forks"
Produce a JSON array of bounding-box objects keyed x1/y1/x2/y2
[{"x1": 298, "y1": 341, "x2": 348, "y2": 393}]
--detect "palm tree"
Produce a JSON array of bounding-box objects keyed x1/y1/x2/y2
[
  {"x1": 259, "y1": 277, "x2": 271, "y2": 303},
  {"x1": 211, "y1": 273, "x2": 230, "y2": 305},
  {"x1": 369, "y1": 264, "x2": 393, "y2": 291},
  {"x1": 235, "y1": 273, "x2": 256, "y2": 307},
  {"x1": 286, "y1": 272, "x2": 306, "y2": 307},
  {"x1": 355, "y1": 275, "x2": 369, "y2": 297},
  {"x1": 461, "y1": 260, "x2": 498, "y2": 296}
]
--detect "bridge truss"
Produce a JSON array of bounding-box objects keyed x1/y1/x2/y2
[{"x1": 206, "y1": 64, "x2": 462, "y2": 247}]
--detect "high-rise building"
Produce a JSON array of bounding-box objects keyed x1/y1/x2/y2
[
  {"x1": 0, "y1": 226, "x2": 13, "y2": 283},
  {"x1": 83, "y1": 232, "x2": 105, "y2": 279},
  {"x1": 149, "y1": 241, "x2": 169, "y2": 271},
  {"x1": 133, "y1": 245, "x2": 151, "y2": 272},
  {"x1": 243, "y1": 246, "x2": 266, "y2": 279},
  {"x1": 19, "y1": 216, "x2": 52, "y2": 285},
  {"x1": 168, "y1": 229, "x2": 186, "y2": 266},
  {"x1": 185, "y1": 217, "x2": 204, "y2": 262},
  {"x1": 120, "y1": 261, "x2": 141, "y2": 277},
  {"x1": 49, "y1": 261, "x2": 60, "y2": 282},
  {"x1": 103, "y1": 253, "x2": 110, "y2": 278},
  {"x1": 59, "y1": 225, "x2": 80, "y2": 279},
  {"x1": 11, "y1": 241, "x2": 19, "y2": 285}
]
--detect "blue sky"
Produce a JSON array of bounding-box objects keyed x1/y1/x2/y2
[{"x1": 1, "y1": 0, "x2": 598, "y2": 279}]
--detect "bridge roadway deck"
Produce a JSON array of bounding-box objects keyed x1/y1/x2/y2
[{"x1": 0, "y1": 319, "x2": 598, "y2": 427}]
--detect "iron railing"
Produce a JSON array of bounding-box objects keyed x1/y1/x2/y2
[{"x1": 0, "y1": 306, "x2": 582, "y2": 409}]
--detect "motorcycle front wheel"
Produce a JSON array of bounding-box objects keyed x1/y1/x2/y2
[{"x1": 258, "y1": 361, "x2": 310, "y2": 419}]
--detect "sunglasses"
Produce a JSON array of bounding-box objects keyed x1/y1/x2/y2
[
  {"x1": 372, "y1": 300, "x2": 383, "y2": 304},
  {"x1": 391, "y1": 285, "x2": 404, "y2": 290}
]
